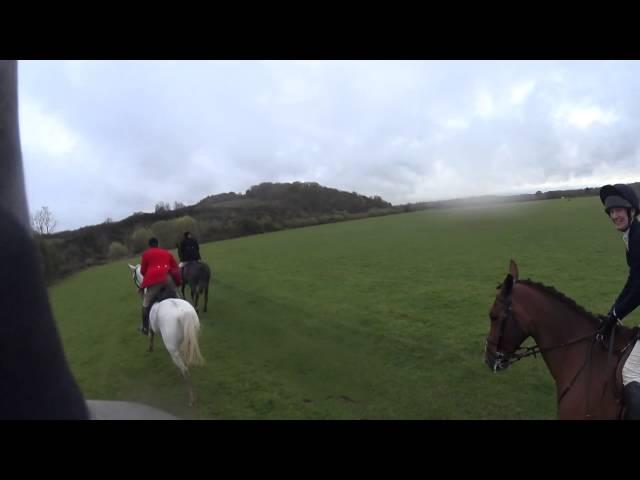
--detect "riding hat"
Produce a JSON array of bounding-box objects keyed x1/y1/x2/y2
[{"x1": 600, "y1": 184, "x2": 640, "y2": 214}]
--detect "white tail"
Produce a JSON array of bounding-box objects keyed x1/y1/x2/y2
[{"x1": 180, "y1": 308, "x2": 205, "y2": 367}]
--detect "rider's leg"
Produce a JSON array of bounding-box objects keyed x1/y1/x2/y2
[
  {"x1": 179, "y1": 262, "x2": 187, "y2": 298},
  {"x1": 622, "y1": 340, "x2": 640, "y2": 419},
  {"x1": 141, "y1": 285, "x2": 161, "y2": 335}
]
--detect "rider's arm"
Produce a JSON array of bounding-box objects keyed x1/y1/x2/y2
[
  {"x1": 613, "y1": 265, "x2": 633, "y2": 315},
  {"x1": 140, "y1": 252, "x2": 149, "y2": 276},
  {"x1": 0, "y1": 61, "x2": 88, "y2": 418},
  {"x1": 613, "y1": 224, "x2": 640, "y2": 320}
]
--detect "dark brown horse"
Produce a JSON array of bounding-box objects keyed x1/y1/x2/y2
[
  {"x1": 181, "y1": 261, "x2": 211, "y2": 313},
  {"x1": 485, "y1": 260, "x2": 638, "y2": 419}
]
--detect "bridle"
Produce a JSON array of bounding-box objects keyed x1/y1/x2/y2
[
  {"x1": 485, "y1": 286, "x2": 595, "y2": 372},
  {"x1": 131, "y1": 266, "x2": 143, "y2": 291},
  {"x1": 485, "y1": 282, "x2": 633, "y2": 416}
]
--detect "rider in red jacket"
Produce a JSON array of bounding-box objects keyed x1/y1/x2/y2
[{"x1": 139, "y1": 237, "x2": 181, "y2": 335}]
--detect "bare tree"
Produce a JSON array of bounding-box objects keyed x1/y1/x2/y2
[
  {"x1": 31, "y1": 206, "x2": 57, "y2": 235},
  {"x1": 155, "y1": 201, "x2": 171, "y2": 213}
]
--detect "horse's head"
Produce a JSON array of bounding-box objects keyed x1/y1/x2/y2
[
  {"x1": 128, "y1": 263, "x2": 143, "y2": 291},
  {"x1": 484, "y1": 260, "x2": 529, "y2": 372}
]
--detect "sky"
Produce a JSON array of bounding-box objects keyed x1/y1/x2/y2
[{"x1": 17, "y1": 60, "x2": 640, "y2": 231}]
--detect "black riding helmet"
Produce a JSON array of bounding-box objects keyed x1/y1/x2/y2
[{"x1": 600, "y1": 184, "x2": 640, "y2": 215}]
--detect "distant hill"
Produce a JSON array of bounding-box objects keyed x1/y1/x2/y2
[{"x1": 37, "y1": 182, "x2": 395, "y2": 282}]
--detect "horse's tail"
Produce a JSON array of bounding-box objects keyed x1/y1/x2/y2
[{"x1": 180, "y1": 307, "x2": 205, "y2": 367}]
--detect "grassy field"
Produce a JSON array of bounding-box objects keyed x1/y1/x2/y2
[{"x1": 48, "y1": 196, "x2": 638, "y2": 419}]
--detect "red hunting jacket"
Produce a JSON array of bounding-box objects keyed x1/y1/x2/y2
[{"x1": 140, "y1": 247, "x2": 181, "y2": 289}]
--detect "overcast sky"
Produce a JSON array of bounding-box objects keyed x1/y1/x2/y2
[{"x1": 17, "y1": 60, "x2": 640, "y2": 231}]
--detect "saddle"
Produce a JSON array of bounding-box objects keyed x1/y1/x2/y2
[{"x1": 153, "y1": 285, "x2": 179, "y2": 304}]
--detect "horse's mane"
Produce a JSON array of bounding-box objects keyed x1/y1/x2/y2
[{"x1": 518, "y1": 278, "x2": 600, "y2": 322}]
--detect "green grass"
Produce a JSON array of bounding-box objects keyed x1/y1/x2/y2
[{"x1": 49, "y1": 196, "x2": 636, "y2": 419}]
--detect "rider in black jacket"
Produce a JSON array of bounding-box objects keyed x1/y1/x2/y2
[
  {"x1": 600, "y1": 183, "x2": 640, "y2": 419},
  {"x1": 178, "y1": 231, "x2": 201, "y2": 263}
]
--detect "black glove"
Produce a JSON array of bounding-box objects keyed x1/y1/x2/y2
[{"x1": 598, "y1": 311, "x2": 619, "y2": 339}]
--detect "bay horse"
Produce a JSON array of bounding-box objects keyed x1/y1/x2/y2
[{"x1": 485, "y1": 260, "x2": 639, "y2": 419}]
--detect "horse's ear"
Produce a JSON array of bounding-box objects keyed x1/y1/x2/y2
[
  {"x1": 502, "y1": 273, "x2": 514, "y2": 296},
  {"x1": 508, "y1": 259, "x2": 519, "y2": 281}
]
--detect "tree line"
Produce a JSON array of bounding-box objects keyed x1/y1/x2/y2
[{"x1": 32, "y1": 182, "x2": 396, "y2": 284}]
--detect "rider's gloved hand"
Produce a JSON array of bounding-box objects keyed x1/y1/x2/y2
[{"x1": 598, "y1": 309, "x2": 619, "y2": 340}]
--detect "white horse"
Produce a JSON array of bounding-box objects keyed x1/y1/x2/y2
[{"x1": 128, "y1": 264, "x2": 205, "y2": 406}]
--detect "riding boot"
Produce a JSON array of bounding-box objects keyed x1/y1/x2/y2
[
  {"x1": 624, "y1": 381, "x2": 640, "y2": 419},
  {"x1": 139, "y1": 306, "x2": 150, "y2": 335}
]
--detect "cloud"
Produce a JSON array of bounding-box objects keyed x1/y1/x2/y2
[
  {"x1": 510, "y1": 80, "x2": 536, "y2": 105},
  {"x1": 20, "y1": 95, "x2": 80, "y2": 160},
  {"x1": 554, "y1": 104, "x2": 619, "y2": 129},
  {"x1": 16, "y1": 60, "x2": 640, "y2": 230}
]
